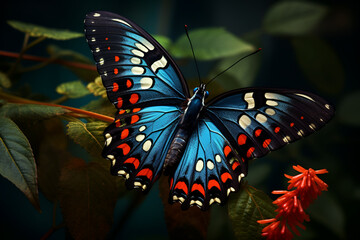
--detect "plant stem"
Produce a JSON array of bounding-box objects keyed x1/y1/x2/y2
[
  {"x1": 0, "y1": 91, "x2": 114, "y2": 123},
  {"x1": 0, "y1": 50, "x2": 97, "y2": 71}
]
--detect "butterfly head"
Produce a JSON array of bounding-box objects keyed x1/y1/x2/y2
[{"x1": 193, "y1": 84, "x2": 209, "y2": 100}]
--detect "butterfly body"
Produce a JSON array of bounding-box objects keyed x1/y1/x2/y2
[{"x1": 84, "y1": 11, "x2": 334, "y2": 210}]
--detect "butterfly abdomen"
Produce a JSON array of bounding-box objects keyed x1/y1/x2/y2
[{"x1": 163, "y1": 127, "x2": 190, "y2": 175}]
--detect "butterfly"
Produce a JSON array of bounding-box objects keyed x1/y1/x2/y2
[{"x1": 84, "y1": 11, "x2": 334, "y2": 210}]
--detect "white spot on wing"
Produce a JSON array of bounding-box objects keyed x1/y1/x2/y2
[
  {"x1": 91, "y1": 37, "x2": 96, "y2": 42},
  {"x1": 265, "y1": 108, "x2": 276, "y2": 116},
  {"x1": 131, "y1": 49, "x2": 144, "y2": 57},
  {"x1": 215, "y1": 154, "x2": 221, "y2": 163},
  {"x1": 130, "y1": 57, "x2": 141, "y2": 64},
  {"x1": 325, "y1": 104, "x2": 330, "y2": 110},
  {"x1": 143, "y1": 140, "x2": 152, "y2": 152},
  {"x1": 309, "y1": 123, "x2": 316, "y2": 130},
  {"x1": 296, "y1": 93, "x2": 315, "y2": 102},
  {"x1": 139, "y1": 125, "x2": 146, "y2": 132},
  {"x1": 244, "y1": 92, "x2": 255, "y2": 109},
  {"x1": 265, "y1": 92, "x2": 280, "y2": 100},
  {"x1": 131, "y1": 66, "x2": 145, "y2": 75},
  {"x1": 135, "y1": 43, "x2": 148, "y2": 53},
  {"x1": 93, "y1": 13, "x2": 101, "y2": 17},
  {"x1": 239, "y1": 115, "x2": 251, "y2": 129},
  {"x1": 151, "y1": 56, "x2": 167, "y2": 72},
  {"x1": 112, "y1": 18, "x2": 132, "y2": 27},
  {"x1": 95, "y1": 47, "x2": 100, "y2": 52},
  {"x1": 207, "y1": 160, "x2": 214, "y2": 170},
  {"x1": 99, "y1": 58, "x2": 104, "y2": 65},
  {"x1": 136, "y1": 134, "x2": 145, "y2": 142},
  {"x1": 195, "y1": 159, "x2": 204, "y2": 172},
  {"x1": 297, "y1": 130, "x2": 305, "y2": 136},
  {"x1": 140, "y1": 38, "x2": 155, "y2": 50},
  {"x1": 266, "y1": 100, "x2": 278, "y2": 106},
  {"x1": 256, "y1": 113, "x2": 267, "y2": 123},
  {"x1": 107, "y1": 155, "x2": 114, "y2": 160},
  {"x1": 140, "y1": 77, "x2": 153, "y2": 89},
  {"x1": 283, "y1": 136, "x2": 291, "y2": 143}
]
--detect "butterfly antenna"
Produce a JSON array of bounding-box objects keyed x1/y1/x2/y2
[
  {"x1": 206, "y1": 48, "x2": 262, "y2": 86},
  {"x1": 185, "y1": 25, "x2": 202, "y2": 84}
]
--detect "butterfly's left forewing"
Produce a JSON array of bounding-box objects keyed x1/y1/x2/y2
[{"x1": 205, "y1": 88, "x2": 334, "y2": 164}]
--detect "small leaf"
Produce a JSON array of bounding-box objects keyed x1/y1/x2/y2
[
  {"x1": 0, "y1": 117, "x2": 40, "y2": 210},
  {"x1": 56, "y1": 80, "x2": 90, "y2": 98},
  {"x1": 209, "y1": 50, "x2": 261, "y2": 90},
  {"x1": 47, "y1": 45, "x2": 98, "y2": 82},
  {"x1": 292, "y1": 37, "x2": 344, "y2": 94},
  {"x1": 7, "y1": 20, "x2": 83, "y2": 40},
  {"x1": 81, "y1": 98, "x2": 116, "y2": 117},
  {"x1": 87, "y1": 76, "x2": 107, "y2": 98},
  {"x1": 58, "y1": 158, "x2": 118, "y2": 240},
  {"x1": 338, "y1": 91, "x2": 360, "y2": 126},
  {"x1": 153, "y1": 35, "x2": 172, "y2": 50},
  {"x1": 0, "y1": 103, "x2": 69, "y2": 123},
  {"x1": 0, "y1": 71, "x2": 11, "y2": 88},
  {"x1": 171, "y1": 28, "x2": 254, "y2": 60},
  {"x1": 228, "y1": 183, "x2": 276, "y2": 240},
  {"x1": 66, "y1": 121, "x2": 107, "y2": 158},
  {"x1": 263, "y1": 1, "x2": 328, "y2": 35}
]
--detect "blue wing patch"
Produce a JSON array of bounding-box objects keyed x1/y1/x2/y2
[
  {"x1": 84, "y1": 11, "x2": 189, "y2": 110},
  {"x1": 168, "y1": 118, "x2": 247, "y2": 210},
  {"x1": 103, "y1": 106, "x2": 182, "y2": 191}
]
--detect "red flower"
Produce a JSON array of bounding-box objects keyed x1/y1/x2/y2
[{"x1": 257, "y1": 165, "x2": 328, "y2": 240}]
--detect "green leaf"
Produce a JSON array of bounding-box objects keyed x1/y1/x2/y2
[
  {"x1": 82, "y1": 98, "x2": 116, "y2": 117},
  {"x1": 66, "y1": 121, "x2": 107, "y2": 158},
  {"x1": 338, "y1": 91, "x2": 360, "y2": 126},
  {"x1": 171, "y1": 28, "x2": 254, "y2": 60},
  {"x1": 0, "y1": 71, "x2": 11, "y2": 88},
  {"x1": 56, "y1": 80, "x2": 90, "y2": 98},
  {"x1": 7, "y1": 20, "x2": 83, "y2": 40},
  {"x1": 292, "y1": 37, "x2": 344, "y2": 94},
  {"x1": 0, "y1": 103, "x2": 69, "y2": 123},
  {"x1": 263, "y1": 1, "x2": 328, "y2": 35},
  {"x1": 308, "y1": 192, "x2": 345, "y2": 239},
  {"x1": 228, "y1": 183, "x2": 276, "y2": 240},
  {"x1": 209, "y1": 50, "x2": 261, "y2": 90},
  {"x1": 0, "y1": 117, "x2": 40, "y2": 210},
  {"x1": 87, "y1": 76, "x2": 107, "y2": 98},
  {"x1": 47, "y1": 45, "x2": 98, "y2": 82},
  {"x1": 59, "y1": 159, "x2": 118, "y2": 240},
  {"x1": 153, "y1": 35, "x2": 172, "y2": 50}
]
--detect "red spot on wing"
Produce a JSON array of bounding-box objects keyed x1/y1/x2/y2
[
  {"x1": 290, "y1": 122, "x2": 294, "y2": 127},
  {"x1": 112, "y1": 82, "x2": 119, "y2": 92},
  {"x1": 126, "y1": 79, "x2": 132, "y2": 88},
  {"x1": 119, "y1": 110, "x2": 126, "y2": 114},
  {"x1": 137, "y1": 168, "x2": 153, "y2": 181},
  {"x1": 129, "y1": 93, "x2": 139, "y2": 104},
  {"x1": 170, "y1": 178, "x2": 174, "y2": 189},
  {"x1": 237, "y1": 134, "x2": 247, "y2": 145},
  {"x1": 232, "y1": 161, "x2": 240, "y2": 170},
  {"x1": 255, "y1": 129, "x2": 262, "y2": 137},
  {"x1": 130, "y1": 115, "x2": 140, "y2": 124},
  {"x1": 191, "y1": 183, "x2": 205, "y2": 197},
  {"x1": 208, "y1": 179, "x2": 221, "y2": 190},
  {"x1": 117, "y1": 97, "x2": 123, "y2": 108},
  {"x1": 133, "y1": 108, "x2": 141, "y2": 113},
  {"x1": 115, "y1": 119, "x2": 121, "y2": 127},
  {"x1": 224, "y1": 146, "x2": 231, "y2": 157},
  {"x1": 174, "y1": 181, "x2": 188, "y2": 195},
  {"x1": 247, "y1": 147, "x2": 255, "y2": 158},
  {"x1": 300, "y1": 116, "x2": 304, "y2": 120},
  {"x1": 121, "y1": 129, "x2": 129, "y2": 139},
  {"x1": 108, "y1": 46, "x2": 111, "y2": 50},
  {"x1": 105, "y1": 37, "x2": 109, "y2": 40},
  {"x1": 263, "y1": 139, "x2": 271, "y2": 148},
  {"x1": 124, "y1": 157, "x2": 140, "y2": 169},
  {"x1": 115, "y1": 56, "x2": 119, "y2": 62},
  {"x1": 274, "y1": 127, "x2": 280, "y2": 133},
  {"x1": 114, "y1": 68, "x2": 119, "y2": 75},
  {"x1": 221, "y1": 172, "x2": 232, "y2": 183},
  {"x1": 117, "y1": 143, "x2": 131, "y2": 155}
]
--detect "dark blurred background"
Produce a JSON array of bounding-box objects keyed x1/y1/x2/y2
[{"x1": 0, "y1": 0, "x2": 359, "y2": 239}]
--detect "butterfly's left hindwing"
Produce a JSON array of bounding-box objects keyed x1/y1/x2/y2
[
  {"x1": 205, "y1": 88, "x2": 334, "y2": 163},
  {"x1": 103, "y1": 106, "x2": 182, "y2": 191},
  {"x1": 169, "y1": 119, "x2": 246, "y2": 210},
  {"x1": 84, "y1": 11, "x2": 189, "y2": 110}
]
